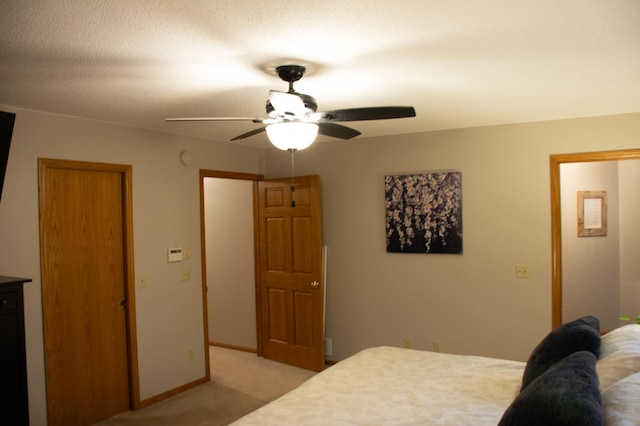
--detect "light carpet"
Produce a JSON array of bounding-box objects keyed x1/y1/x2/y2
[{"x1": 96, "y1": 346, "x2": 316, "y2": 425}]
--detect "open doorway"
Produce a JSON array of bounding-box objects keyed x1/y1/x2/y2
[
  {"x1": 204, "y1": 177, "x2": 255, "y2": 349},
  {"x1": 550, "y1": 149, "x2": 640, "y2": 329},
  {"x1": 199, "y1": 170, "x2": 325, "y2": 371},
  {"x1": 200, "y1": 170, "x2": 263, "y2": 352}
]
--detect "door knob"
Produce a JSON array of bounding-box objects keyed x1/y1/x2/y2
[
  {"x1": 310, "y1": 281, "x2": 320, "y2": 288},
  {"x1": 119, "y1": 299, "x2": 126, "y2": 309}
]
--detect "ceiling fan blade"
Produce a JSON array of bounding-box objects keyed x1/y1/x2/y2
[
  {"x1": 318, "y1": 106, "x2": 416, "y2": 122},
  {"x1": 166, "y1": 117, "x2": 264, "y2": 122},
  {"x1": 318, "y1": 122, "x2": 361, "y2": 140},
  {"x1": 230, "y1": 127, "x2": 266, "y2": 141},
  {"x1": 269, "y1": 90, "x2": 306, "y2": 116}
]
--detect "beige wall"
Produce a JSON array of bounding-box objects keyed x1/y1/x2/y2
[
  {"x1": 265, "y1": 113, "x2": 640, "y2": 362},
  {"x1": 0, "y1": 105, "x2": 265, "y2": 425}
]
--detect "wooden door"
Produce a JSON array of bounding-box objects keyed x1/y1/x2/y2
[
  {"x1": 256, "y1": 175, "x2": 324, "y2": 371},
  {"x1": 39, "y1": 159, "x2": 134, "y2": 425}
]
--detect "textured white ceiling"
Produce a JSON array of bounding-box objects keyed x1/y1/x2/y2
[{"x1": 1, "y1": 0, "x2": 639, "y2": 147}]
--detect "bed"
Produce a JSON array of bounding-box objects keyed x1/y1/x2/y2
[{"x1": 233, "y1": 319, "x2": 640, "y2": 425}]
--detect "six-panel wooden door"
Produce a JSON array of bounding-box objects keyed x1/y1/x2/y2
[{"x1": 256, "y1": 175, "x2": 324, "y2": 371}]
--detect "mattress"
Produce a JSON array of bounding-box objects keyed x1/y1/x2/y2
[{"x1": 232, "y1": 346, "x2": 525, "y2": 425}]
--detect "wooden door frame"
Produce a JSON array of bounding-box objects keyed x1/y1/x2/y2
[
  {"x1": 199, "y1": 170, "x2": 265, "y2": 356},
  {"x1": 38, "y1": 158, "x2": 141, "y2": 411},
  {"x1": 550, "y1": 148, "x2": 640, "y2": 328}
]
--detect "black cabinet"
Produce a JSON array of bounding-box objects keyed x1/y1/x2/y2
[{"x1": 0, "y1": 276, "x2": 30, "y2": 425}]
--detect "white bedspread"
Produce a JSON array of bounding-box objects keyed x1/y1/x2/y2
[{"x1": 233, "y1": 346, "x2": 525, "y2": 425}]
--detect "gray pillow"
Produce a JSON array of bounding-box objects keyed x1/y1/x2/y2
[
  {"x1": 521, "y1": 316, "x2": 600, "y2": 391},
  {"x1": 500, "y1": 351, "x2": 602, "y2": 426}
]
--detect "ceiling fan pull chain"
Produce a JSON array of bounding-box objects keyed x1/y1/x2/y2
[{"x1": 290, "y1": 148, "x2": 296, "y2": 207}]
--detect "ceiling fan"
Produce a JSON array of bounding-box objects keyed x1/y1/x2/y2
[{"x1": 166, "y1": 65, "x2": 416, "y2": 150}]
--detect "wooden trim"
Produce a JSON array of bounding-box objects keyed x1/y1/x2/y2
[
  {"x1": 136, "y1": 376, "x2": 209, "y2": 409},
  {"x1": 210, "y1": 342, "x2": 257, "y2": 353},
  {"x1": 200, "y1": 169, "x2": 264, "y2": 181},
  {"x1": 198, "y1": 172, "x2": 211, "y2": 383},
  {"x1": 121, "y1": 163, "x2": 141, "y2": 410},
  {"x1": 253, "y1": 180, "x2": 264, "y2": 357},
  {"x1": 550, "y1": 149, "x2": 640, "y2": 164},
  {"x1": 550, "y1": 148, "x2": 640, "y2": 329},
  {"x1": 549, "y1": 155, "x2": 562, "y2": 329}
]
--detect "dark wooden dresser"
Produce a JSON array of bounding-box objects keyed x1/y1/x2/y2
[{"x1": 0, "y1": 276, "x2": 31, "y2": 425}]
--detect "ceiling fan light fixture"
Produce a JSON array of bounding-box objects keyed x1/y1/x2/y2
[
  {"x1": 266, "y1": 122, "x2": 319, "y2": 151},
  {"x1": 167, "y1": 64, "x2": 416, "y2": 143}
]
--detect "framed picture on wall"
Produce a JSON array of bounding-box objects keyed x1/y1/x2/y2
[
  {"x1": 384, "y1": 171, "x2": 462, "y2": 254},
  {"x1": 577, "y1": 190, "x2": 607, "y2": 237}
]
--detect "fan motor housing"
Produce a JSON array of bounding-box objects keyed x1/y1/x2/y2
[{"x1": 266, "y1": 93, "x2": 318, "y2": 117}]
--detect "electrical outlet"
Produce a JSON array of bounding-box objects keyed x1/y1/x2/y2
[
  {"x1": 515, "y1": 265, "x2": 530, "y2": 279},
  {"x1": 403, "y1": 338, "x2": 412, "y2": 349},
  {"x1": 187, "y1": 348, "x2": 194, "y2": 361},
  {"x1": 139, "y1": 275, "x2": 146, "y2": 288},
  {"x1": 433, "y1": 341, "x2": 441, "y2": 352}
]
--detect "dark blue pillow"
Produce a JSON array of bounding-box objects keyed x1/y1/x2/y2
[
  {"x1": 521, "y1": 316, "x2": 600, "y2": 391},
  {"x1": 500, "y1": 351, "x2": 603, "y2": 426}
]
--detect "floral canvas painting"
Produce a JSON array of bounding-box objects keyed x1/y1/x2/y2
[{"x1": 385, "y1": 172, "x2": 462, "y2": 254}]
